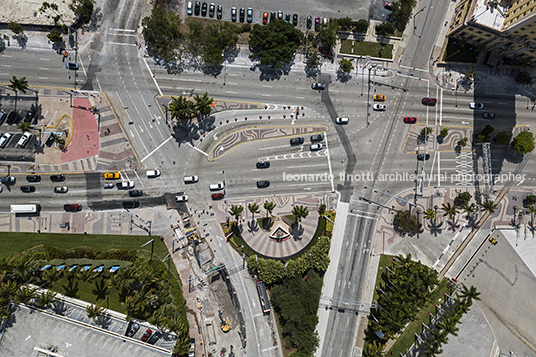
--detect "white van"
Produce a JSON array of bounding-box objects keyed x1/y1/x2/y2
[
  {"x1": 209, "y1": 182, "x2": 224, "y2": 191},
  {"x1": 184, "y1": 175, "x2": 199, "y2": 183},
  {"x1": 146, "y1": 169, "x2": 161, "y2": 178}
]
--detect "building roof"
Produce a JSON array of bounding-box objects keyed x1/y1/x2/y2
[{"x1": 470, "y1": 0, "x2": 508, "y2": 30}]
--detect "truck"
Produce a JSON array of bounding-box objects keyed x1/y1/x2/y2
[
  {"x1": 256, "y1": 280, "x2": 271, "y2": 314},
  {"x1": 10, "y1": 204, "x2": 41, "y2": 214}
]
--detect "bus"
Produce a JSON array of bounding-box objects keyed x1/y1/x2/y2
[{"x1": 10, "y1": 204, "x2": 41, "y2": 214}]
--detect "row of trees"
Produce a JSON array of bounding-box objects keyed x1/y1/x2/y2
[
  {"x1": 167, "y1": 92, "x2": 213, "y2": 120},
  {"x1": 228, "y1": 202, "x2": 309, "y2": 226}
]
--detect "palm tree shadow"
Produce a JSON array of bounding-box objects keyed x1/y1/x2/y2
[
  {"x1": 96, "y1": 314, "x2": 112, "y2": 329},
  {"x1": 247, "y1": 219, "x2": 259, "y2": 233},
  {"x1": 446, "y1": 218, "x2": 461, "y2": 232},
  {"x1": 51, "y1": 300, "x2": 70, "y2": 315},
  {"x1": 291, "y1": 223, "x2": 304, "y2": 240},
  {"x1": 427, "y1": 219, "x2": 445, "y2": 236}
]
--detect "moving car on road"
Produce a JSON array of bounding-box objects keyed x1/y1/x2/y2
[
  {"x1": 117, "y1": 181, "x2": 135, "y2": 189},
  {"x1": 64, "y1": 204, "x2": 82, "y2": 211},
  {"x1": 123, "y1": 200, "x2": 139, "y2": 209},
  {"x1": 482, "y1": 112, "x2": 496, "y2": 119},
  {"x1": 310, "y1": 143, "x2": 323, "y2": 151},
  {"x1": 311, "y1": 82, "x2": 326, "y2": 90},
  {"x1": 21, "y1": 185, "x2": 36, "y2": 193},
  {"x1": 54, "y1": 186, "x2": 68, "y2": 193},
  {"x1": 336, "y1": 117, "x2": 349, "y2": 124},
  {"x1": 470, "y1": 102, "x2": 484, "y2": 109},
  {"x1": 209, "y1": 182, "x2": 224, "y2": 191},
  {"x1": 256, "y1": 161, "x2": 270, "y2": 169},
  {"x1": 404, "y1": 117, "x2": 417, "y2": 124},
  {"x1": 257, "y1": 180, "x2": 270, "y2": 188},
  {"x1": 290, "y1": 137, "x2": 304, "y2": 145},
  {"x1": 373, "y1": 104, "x2": 386, "y2": 111},
  {"x1": 27, "y1": 175, "x2": 41, "y2": 182},
  {"x1": 421, "y1": 97, "x2": 437, "y2": 106},
  {"x1": 50, "y1": 174, "x2": 65, "y2": 182},
  {"x1": 184, "y1": 175, "x2": 199, "y2": 183},
  {"x1": 129, "y1": 189, "x2": 143, "y2": 197},
  {"x1": 104, "y1": 172, "x2": 120, "y2": 180},
  {"x1": 373, "y1": 94, "x2": 386, "y2": 101},
  {"x1": 417, "y1": 153, "x2": 430, "y2": 161}
]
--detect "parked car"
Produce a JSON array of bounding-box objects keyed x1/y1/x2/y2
[
  {"x1": 21, "y1": 185, "x2": 36, "y2": 193},
  {"x1": 404, "y1": 117, "x2": 417, "y2": 124},
  {"x1": 17, "y1": 132, "x2": 32, "y2": 147},
  {"x1": 0, "y1": 176, "x2": 16, "y2": 184},
  {"x1": 310, "y1": 134, "x2": 324, "y2": 142},
  {"x1": 194, "y1": 0, "x2": 200, "y2": 15},
  {"x1": 256, "y1": 161, "x2": 270, "y2": 169},
  {"x1": 26, "y1": 175, "x2": 41, "y2": 182},
  {"x1": 50, "y1": 174, "x2": 65, "y2": 182},
  {"x1": 184, "y1": 175, "x2": 199, "y2": 183},
  {"x1": 231, "y1": 7, "x2": 237, "y2": 21},
  {"x1": 470, "y1": 102, "x2": 484, "y2": 109},
  {"x1": 417, "y1": 153, "x2": 430, "y2": 161},
  {"x1": 209, "y1": 3, "x2": 214, "y2": 17},
  {"x1": 482, "y1": 112, "x2": 496, "y2": 119},
  {"x1": 54, "y1": 186, "x2": 68, "y2": 193},
  {"x1": 201, "y1": 2, "x2": 207, "y2": 16},
  {"x1": 147, "y1": 331, "x2": 162, "y2": 344},
  {"x1": 66, "y1": 62, "x2": 79, "y2": 70},
  {"x1": 176, "y1": 195, "x2": 189, "y2": 202},
  {"x1": 187, "y1": 1, "x2": 193, "y2": 15},
  {"x1": 209, "y1": 182, "x2": 224, "y2": 191},
  {"x1": 239, "y1": 7, "x2": 245, "y2": 22},
  {"x1": 292, "y1": 14, "x2": 298, "y2": 26},
  {"x1": 290, "y1": 136, "x2": 304, "y2": 145},
  {"x1": 216, "y1": 4, "x2": 222, "y2": 19},
  {"x1": 45, "y1": 133, "x2": 56, "y2": 147},
  {"x1": 129, "y1": 189, "x2": 143, "y2": 197},
  {"x1": 141, "y1": 329, "x2": 152, "y2": 342},
  {"x1": 0, "y1": 133, "x2": 12, "y2": 148},
  {"x1": 306, "y1": 15, "x2": 312, "y2": 29},
  {"x1": 310, "y1": 143, "x2": 323, "y2": 151},
  {"x1": 384, "y1": 2, "x2": 394, "y2": 10},
  {"x1": 311, "y1": 82, "x2": 326, "y2": 90},
  {"x1": 104, "y1": 183, "x2": 114, "y2": 189},
  {"x1": 126, "y1": 322, "x2": 140, "y2": 337},
  {"x1": 270, "y1": 12, "x2": 276, "y2": 22},
  {"x1": 104, "y1": 172, "x2": 120, "y2": 180},
  {"x1": 373, "y1": 104, "x2": 386, "y2": 111},
  {"x1": 373, "y1": 94, "x2": 386, "y2": 101},
  {"x1": 212, "y1": 193, "x2": 224, "y2": 200},
  {"x1": 247, "y1": 7, "x2": 252, "y2": 23},
  {"x1": 117, "y1": 181, "x2": 135, "y2": 189},
  {"x1": 277, "y1": 11, "x2": 283, "y2": 20},
  {"x1": 0, "y1": 110, "x2": 6, "y2": 125},
  {"x1": 262, "y1": 12, "x2": 268, "y2": 24},
  {"x1": 64, "y1": 203, "x2": 82, "y2": 211},
  {"x1": 421, "y1": 97, "x2": 437, "y2": 106},
  {"x1": 285, "y1": 13, "x2": 291, "y2": 23},
  {"x1": 6, "y1": 111, "x2": 18, "y2": 125},
  {"x1": 336, "y1": 117, "x2": 349, "y2": 124},
  {"x1": 257, "y1": 180, "x2": 270, "y2": 188},
  {"x1": 315, "y1": 17, "x2": 320, "y2": 31},
  {"x1": 123, "y1": 200, "x2": 140, "y2": 209}
]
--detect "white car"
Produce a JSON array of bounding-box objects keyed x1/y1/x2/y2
[
  {"x1": 209, "y1": 182, "x2": 224, "y2": 191},
  {"x1": 373, "y1": 104, "x2": 386, "y2": 111},
  {"x1": 184, "y1": 175, "x2": 199, "y2": 183},
  {"x1": 310, "y1": 143, "x2": 323, "y2": 151},
  {"x1": 176, "y1": 195, "x2": 189, "y2": 202},
  {"x1": 469, "y1": 102, "x2": 484, "y2": 109},
  {"x1": 336, "y1": 117, "x2": 349, "y2": 124},
  {"x1": 187, "y1": 1, "x2": 193, "y2": 15},
  {"x1": 117, "y1": 181, "x2": 135, "y2": 189},
  {"x1": 0, "y1": 133, "x2": 12, "y2": 148},
  {"x1": 54, "y1": 186, "x2": 68, "y2": 193},
  {"x1": 146, "y1": 169, "x2": 161, "y2": 178},
  {"x1": 17, "y1": 132, "x2": 32, "y2": 147}
]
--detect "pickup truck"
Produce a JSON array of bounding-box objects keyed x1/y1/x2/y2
[
  {"x1": 64, "y1": 204, "x2": 82, "y2": 212},
  {"x1": 117, "y1": 181, "x2": 135, "y2": 189}
]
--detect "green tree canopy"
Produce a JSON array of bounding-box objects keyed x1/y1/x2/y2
[
  {"x1": 337, "y1": 17, "x2": 354, "y2": 31},
  {"x1": 167, "y1": 96, "x2": 196, "y2": 120},
  {"x1": 142, "y1": 8, "x2": 183, "y2": 62},
  {"x1": 249, "y1": 21, "x2": 303, "y2": 68},
  {"x1": 375, "y1": 22, "x2": 395, "y2": 36},
  {"x1": 318, "y1": 21, "x2": 338, "y2": 55},
  {"x1": 305, "y1": 52, "x2": 321, "y2": 70},
  {"x1": 515, "y1": 70, "x2": 533, "y2": 86},
  {"x1": 194, "y1": 92, "x2": 213, "y2": 115},
  {"x1": 511, "y1": 130, "x2": 535, "y2": 154},
  {"x1": 353, "y1": 19, "x2": 369, "y2": 33},
  {"x1": 338, "y1": 58, "x2": 354, "y2": 74},
  {"x1": 47, "y1": 30, "x2": 63, "y2": 43},
  {"x1": 393, "y1": 210, "x2": 421, "y2": 234},
  {"x1": 8, "y1": 22, "x2": 24, "y2": 35},
  {"x1": 391, "y1": 0, "x2": 417, "y2": 32},
  {"x1": 70, "y1": 0, "x2": 94, "y2": 25}
]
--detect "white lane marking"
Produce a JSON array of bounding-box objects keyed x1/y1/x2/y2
[
  {"x1": 142, "y1": 57, "x2": 163, "y2": 96},
  {"x1": 323, "y1": 132, "x2": 335, "y2": 192},
  {"x1": 286, "y1": 164, "x2": 327, "y2": 168},
  {"x1": 180, "y1": 78, "x2": 202, "y2": 82},
  {"x1": 141, "y1": 136, "x2": 174, "y2": 162},
  {"x1": 190, "y1": 143, "x2": 208, "y2": 156},
  {"x1": 39, "y1": 58, "x2": 50, "y2": 61}
]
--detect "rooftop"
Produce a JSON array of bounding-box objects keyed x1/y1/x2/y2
[{"x1": 470, "y1": 0, "x2": 509, "y2": 30}]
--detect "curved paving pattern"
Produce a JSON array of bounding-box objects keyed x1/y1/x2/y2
[{"x1": 208, "y1": 125, "x2": 329, "y2": 161}]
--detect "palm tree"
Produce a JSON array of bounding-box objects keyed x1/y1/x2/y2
[
  {"x1": 462, "y1": 202, "x2": 477, "y2": 218},
  {"x1": 229, "y1": 204, "x2": 244, "y2": 224},
  {"x1": 480, "y1": 199, "x2": 498, "y2": 215},
  {"x1": 366, "y1": 340, "x2": 385, "y2": 357},
  {"x1": 167, "y1": 95, "x2": 196, "y2": 120},
  {"x1": 423, "y1": 208, "x2": 436, "y2": 224},
  {"x1": 35, "y1": 290, "x2": 57, "y2": 309},
  {"x1": 86, "y1": 300, "x2": 106, "y2": 323},
  {"x1": 441, "y1": 202, "x2": 458, "y2": 220},
  {"x1": 264, "y1": 201, "x2": 276, "y2": 217},
  {"x1": 148, "y1": 305, "x2": 168, "y2": 331},
  {"x1": 291, "y1": 205, "x2": 309, "y2": 225},
  {"x1": 18, "y1": 121, "x2": 34, "y2": 133},
  {"x1": 53, "y1": 135, "x2": 65, "y2": 149},
  {"x1": 7, "y1": 75, "x2": 29, "y2": 112},
  {"x1": 165, "y1": 308, "x2": 185, "y2": 334},
  {"x1": 248, "y1": 202, "x2": 260, "y2": 220},
  {"x1": 14, "y1": 285, "x2": 38, "y2": 304},
  {"x1": 318, "y1": 203, "x2": 327, "y2": 217},
  {"x1": 457, "y1": 284, "x2": 481, "y2": 303},
  {"x1": 437, "y1": 315, "x2": 459, "y2": 337},
  {"x1": 194, "y1": 92, "x2": 214, "y2": 115}
]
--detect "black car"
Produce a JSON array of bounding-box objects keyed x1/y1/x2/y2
[
  {"x1": 20, "y1": 185, "x2": 36, "y2": 193},
  {"x1": 310, "y1": 134, "x2": 324, "y2": 142},
  {"x1": 50, "y1": 174, "x2": 65, "y2": 182},
  {"x1": 257, "y1": 180, "x2": 270, "y2": 188},
  {"x1": 147, "y1": 331, "x2": 162, "y2": 345},
  {"x1": 66, "y1": 62, "x2": 79, "y2": 70},
  {"x1": 417, "y1": 153, "x2": 430, "y2": 161},
  {"x1": 194, "y1": 1, "x2": 200, "y2": 15},
  {"x1": 482, "y1": 112, "x2": 496, "y2": 119},
  {"x1": 201, "y1": 2, "x2": 207, "y2": 16},
  {"x1": 270, "y1": 12, "x2": 276, "y2": 22},
  {"x1": 311, "y1": 83, "x2": 326, "y2": 90},
  {"x1": 290, "y1": 137, "x2": 305, "y2": 145},
  {"x1": 126, "y1": 322, "x2": 140, "y2": 337},
  {"x1": 285, "y1": 13, "x2": 291, "y2": 23},
  {"x1": 292, "y1": 14, "x2": 298, "y2": 26},
  {"x1": 231, "y1": 7, "x2": 237, "y2": 21},
  {"x1": 256, "y1": 161, "x2": 270, "y2": 169},
  {"x1": 306, "y1": 15, "x2": 312, "y2": 29},
  {"x1": 26, "y1": 175, "x2": 41, "y2": 182},
  {"x1": 209, "y1": 3, "x2": 214, "y2": 17},
  {"x1": 25, "y1": 110, "x2": 35, "y2": 122},
  {"x1": 217, "y1": 4, "x2": 222, "y2": 19},
  {"x1": 6, "y1": 111, "x2": 19, "y2": 125},
  {"x1": 239, "y1": 8, "x2": 245, "y2": 22},
  {"x1": 123, "y1": 200, "x2": 140, "y2": 209},
  {"x1": 129, "y1": 189, "x2": 143, "y2": 197},
  {"x1": 45, "y1": 133, "x2": 56, "y2": 147}
]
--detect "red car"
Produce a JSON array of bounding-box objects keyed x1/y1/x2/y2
[
  {"x1": 422, "y1": 97, "x2": 437, "y2": 106},
  {"x1": 262, "y1": 12, "x2": 268, "y2": 24},
  {"x1": 315, "y1": 17, "x2": 320, "y2": 31},
  {"x1": 384, "y1": 2, "x2": 393, "y2": 10},
  {"x1": 64, "y1": 204, "x2": 82, "y2": 212},
  {"x1": 212, "y1": 193, "x2": 224, "y2": 200},
  {"x1": 404, "y1": 117, "x2": 417, "y2": 124},
  {"x1": 141, "y1": 328, "x2": 152, "y2": 342}
]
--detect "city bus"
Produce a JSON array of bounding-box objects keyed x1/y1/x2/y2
[{"x1": 10, "y1": 204, "x2": 41, "y2": 214}]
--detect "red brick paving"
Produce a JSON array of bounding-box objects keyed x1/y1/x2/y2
[{"x1": 61, "y1": 98, "x2": 99, "y2": 163}]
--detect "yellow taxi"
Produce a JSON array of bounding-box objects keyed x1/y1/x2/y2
[
  {"x1": 104, "y1": 172, "x2": 120, "y2": 180},
  {"x1": 489, "y1": 236, "x2": 498, "y2": 245},
  {"x1": 373, "y1": 94, "x2": 386, "y2": 101}
]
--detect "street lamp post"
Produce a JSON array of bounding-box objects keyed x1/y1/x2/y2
[
  {"x1": 223, "y1": 170, "x2": 229, "y2": 221},
  {"x1": 222, "y1": 53, "x2": 227, "y2": 86},
  {"x1": 413, "y1": 6, "x2": 426, "y2": 37}
]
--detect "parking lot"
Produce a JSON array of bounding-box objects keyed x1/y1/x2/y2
[
  {"x1": 0, "y1": 305, "x2": 171, "y2": 357},
  {"x1": 0, "y1": 103, "x2": 39, "y2": 162}
]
